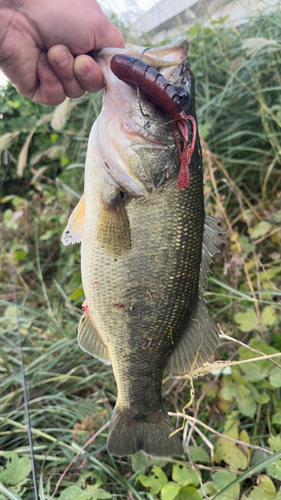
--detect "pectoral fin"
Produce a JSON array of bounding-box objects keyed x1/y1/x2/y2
[
  {"x1": 78, "y1": 305, "x2": 111, "y2": 365},
  {"x1": 61, "y1": 194, "x2": 85, "y2": 246},
  {"x1": 97, "y1": 193, "x2": 131, "y2": 255}
]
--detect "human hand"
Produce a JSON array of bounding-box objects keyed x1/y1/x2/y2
[{"x1": 0, "y1": 0, "x2": 124, "y2": 105}]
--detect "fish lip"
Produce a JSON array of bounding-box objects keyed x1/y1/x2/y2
[{"x1": 94, "y1": 38, "x2": 189, "y2": 70}]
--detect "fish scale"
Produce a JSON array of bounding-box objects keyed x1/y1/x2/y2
[{"x1": 62, "y1": 39, "x2": 223, "y2": 457}]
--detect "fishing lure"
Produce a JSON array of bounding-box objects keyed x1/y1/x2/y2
[{"x1": 110, "y1": 54, "x2": 197, "y2": 190}]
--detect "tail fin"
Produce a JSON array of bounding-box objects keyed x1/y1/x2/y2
[{"x1": 107, "y1": 406, "x2": 183, "y2": 457}]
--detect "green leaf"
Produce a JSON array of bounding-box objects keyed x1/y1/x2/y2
[
  {"x1": 174, "y1": 486, "x2": 201, "y2": 500},
  {"x1": 172, "y1": 464, "x2": 200, "y2": 487},
  {"x1": 214, "y1": 412, "x2": 249, "y2": 469},
  {"x1": 0, "y1": 195, "x2": 15, "y2": 203},
  {"x1": 239, "y1": 235, "x2": 255, "y2": 257},
  {"x1": 221, "y1": 376, "x2": 258, "y2": 418},
  {"x1": 250, "y1": 221, "x2": 272, "y2": 239},
  {"x1": 188, "y1": 23, "x2": 201, "y2": 36},
  {"x1": 258, "y1": 475, "x2": 276, "y2": 496},
  {"x1": 268, "y1": 435, "x2": 281, "y2": 453},
  {"x1": 75, "y1": 488, "x2": 112, "y2": 500},
  {"x1": 239, "y1": 363, "x2": 268, "y2": 382},
  {"x1": 212, "y1": 450, "x2": 281, "y2": 499},
  {"x1": 50, "y1": 133, "x2": 58, "y2": 143},
  {"x1": 272, "y1": 410, "x2": 281, "y2": 425},
  {"x1": 7, "y1": 100, "x2": 20, "y2": 109},
  {"x1": 238, "y1": 391, "x2": 257, "y2": 418},
  {"x1": 188, "y1": 446, "x2": 210, "y2": 463},
  {"x1": 250, "y1": 339, "x2": 278, "y2": 357},
  {"x1": 234, "y1": 308, "x2": 258, "y2": 332},
  {"x1": 131, "y1": 451, "x2": 148, "y2": 473},
  {"x1": 4, "y1": 305, "x2": 17, "y2": 318},
  {"x1": 69, "y1": 287, "x2": 84, "y2": 301},
  {"x1": 241, "y1": 486, "x2": 274, "y2": 500},
  {"x1": 161, "y1": 482, "x2": 181, "y2": 500},
  {"x1": 11, "y1": 196, "x2": 25, "y2": 207},
  {"x1": 267, "y1": 461, "x2": 281, "y2": 481},
  {"x1": 3, "y1": 209, "x2": 19, "y2": 230},
  {"x1": 40, "y1": 230, "x2": 55, "y2": 241},
  {"x1": 267, "y1": 436, "x2": 281, "y2": 480},
  {"x1": 14, "y1": 250, "x2": 27, "y2": 261},
  {"x1": 138, "y1": 466, "x2": 168, "y2": 495},
  {"x1": 61, "y1": 156, "x2": 70, "y2": 167},
  {"x1": 0, "y1": 452, "x2": 32, "y2": 487},
  {"x1": 238, "y1": 339, "x2": 278, "y2": 382},
  {"x1": 272, "y1": 210, "x2": 281, "y2": 223},
  {"x1": 85, "y1": 470, "x2": 107, "y2": 489},
  {"x1": 269, "y1": 366, "x2": 281, "y2": 388},
  {"x1": 58, "y1": 486, "x2": 83, "y2": 500},
  {"x1": 205, "y1": 471, "x2": 239, "y2": 500},
  {"x1": 241, "y1": 475, "x2": 277, "y2": 499},
  {"x1": 261, "y1": 305, "x2": 277, "y2": 326},
  {"x1": 256, "y1": 393, "x2": 270, "y2": 405}
]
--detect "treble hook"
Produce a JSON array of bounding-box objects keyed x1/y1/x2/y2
[{"x1": 137, "y1": 47, "x2": 151, "y2": 129}]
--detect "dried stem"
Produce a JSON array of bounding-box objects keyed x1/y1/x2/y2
[
  {"x1": 219, "y1": 329, "x2": 281, "y2": 369},
  {"x1": 169, "y1": 413, "x2": 272, "y2": 455}
]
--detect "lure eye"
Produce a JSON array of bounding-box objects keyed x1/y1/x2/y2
[{"x1": 174, "y1": 85, "x2": 189, "y2": 109}]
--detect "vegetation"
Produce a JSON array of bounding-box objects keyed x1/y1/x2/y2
[{"x1": 1, "y1": 3, "x2": 281, "y2": 499}]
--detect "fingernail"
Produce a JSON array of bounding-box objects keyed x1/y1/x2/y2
[
  {"x1": 77, "y1": 63, "x2": 94, "y2": 79},
  {"x1": 56, "y1": 51, "x2": 70, "y2": 67}
]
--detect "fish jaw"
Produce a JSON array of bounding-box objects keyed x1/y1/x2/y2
[{"x1": 94, "y1": 39, "x2": 193, "y2": 195}]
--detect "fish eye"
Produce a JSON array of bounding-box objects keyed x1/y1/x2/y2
[{"x1": 174, "y1": 85, "x2": 189, "y2": 109}]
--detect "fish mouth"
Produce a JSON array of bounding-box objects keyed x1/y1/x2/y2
[
  {"x1": 94, "y1": 39, "x2": 192, "y2": 196},
  {"x1": 95, "y1": 38, "x2": 190, "y2": 85}
]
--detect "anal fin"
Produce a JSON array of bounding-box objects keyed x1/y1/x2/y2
[
  {"x1": 61, "y1": 194, "x2": 85, "y2": 246},
  {"x1": 166, "y1": 296, "x2": 219, "y2": 376},
  {"x1": 78, "y1": 305, "x2": 111, "y2": 365}
]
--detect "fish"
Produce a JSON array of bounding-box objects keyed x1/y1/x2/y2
[{"x1": 62, "y1": 38, "x2": 223, "y2": 457}]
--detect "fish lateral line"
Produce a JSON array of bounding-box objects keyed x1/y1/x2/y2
[{"x1": 110, "y1": 53, "x2": 196, "y2": 190}]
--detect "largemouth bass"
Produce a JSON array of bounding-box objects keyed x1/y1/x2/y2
[{"x1": 62, "y1": 39, "x2": 223, "y2": 457}]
